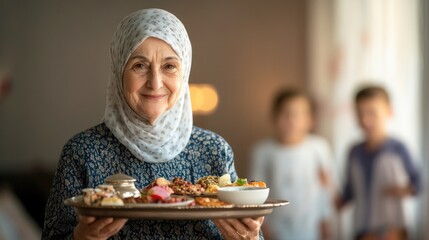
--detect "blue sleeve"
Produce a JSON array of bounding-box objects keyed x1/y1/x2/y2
[
  {"x1": 342, "y1": 149, "x2": 355, "y2": 203},
  {"x1": 42, "y1": 139, "x2": 85, "y2": 239},
  {"x1": 205, "y1": 130, "x2": 238, "y2": 182},
  {"x1": 396, "y1": 143, "x2": 421, "y2": 194}
]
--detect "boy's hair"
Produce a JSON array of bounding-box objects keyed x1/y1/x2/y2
[
  {"x1": 355, "y1": 85, "x2": 390, "y2": 104},
  {"x1": 272, "y1": 88, "x2": 314, "y2": 117}
]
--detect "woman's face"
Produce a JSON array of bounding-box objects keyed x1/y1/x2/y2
[{"x1": 122, "y1": 37, "x2": 182, "y2": 124}]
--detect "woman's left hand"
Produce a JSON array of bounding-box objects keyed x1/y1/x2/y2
[{"x1": 213, "y1": 217, "x2": 264, "y2": 240}]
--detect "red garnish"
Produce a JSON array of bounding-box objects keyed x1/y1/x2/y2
[{"x1": 147, "y1": 186, "x2": 172, "y2": 200}]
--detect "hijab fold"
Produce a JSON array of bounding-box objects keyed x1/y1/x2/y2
[{"x1": 103, "y1": 9, "x2": 193, "y2": 163}]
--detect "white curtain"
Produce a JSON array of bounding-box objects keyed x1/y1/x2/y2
[{"x1": 308, "y1": 0, "x2": 422, "y2": 238}]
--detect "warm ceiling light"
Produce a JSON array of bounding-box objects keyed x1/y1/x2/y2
[{"x1": 189, "y1": 84, "x2": 219, "y2": 115}]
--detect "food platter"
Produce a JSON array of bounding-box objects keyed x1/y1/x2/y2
[
  {"x1": 64, "y1": 196, "x2": 289, "y2": 220},
  {"x1": 67, "y1": 174, "x2": 288, "y2": 219}
]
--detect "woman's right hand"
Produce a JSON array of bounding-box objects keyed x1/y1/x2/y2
[{"x1": 73, "y1": 215, "x2": 128, "y2": 240}]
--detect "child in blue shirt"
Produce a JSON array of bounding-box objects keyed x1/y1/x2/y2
[{"x1": 337, "y1": 86, "x2": 420, "y2": 240}]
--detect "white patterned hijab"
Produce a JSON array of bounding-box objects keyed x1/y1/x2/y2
[{"x1": 103, "y1": 8, "x2": 193, "y2": 163}]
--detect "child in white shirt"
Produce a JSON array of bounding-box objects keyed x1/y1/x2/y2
[{"x1": 251, "y1": 89, "x2": 334, "y2": 240}]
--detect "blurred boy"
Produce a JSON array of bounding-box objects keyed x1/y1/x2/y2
[
  {"x1": 337, "y1": 86, "x2": 420, "y2": 240},
  {"x1": 251, "y1": 89, "x2": 334, "y2": 240}
]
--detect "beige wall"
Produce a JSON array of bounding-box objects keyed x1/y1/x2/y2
[{"x1": 0, "y1": 1, "x2": 307, "y2": 176}]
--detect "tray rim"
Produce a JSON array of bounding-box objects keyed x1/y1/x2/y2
[
  {"x1": 64, "y1": 196, "x2": 289, "y2": 219},
  {"x1": 65, "y1": 196, "x2": 289, "y2": 210}
]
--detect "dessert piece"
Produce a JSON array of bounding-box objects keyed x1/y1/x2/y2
[
  {"x1": 154, "y1": 177, "x2": 170, "y2": 186},
  {"x1": 142, "y1": 177, "x2": 172, "y2": 194},
  {"x1": 218, "y1": 174, "x2": 232, "y2": 187},
  {"x1": 205, "y1": 184, "x2": 219, "y2": 193},
  {"x1": 197, "y1": 175, "x2": 219, "y2": 188},
  {"x1": 197, "y1": 175, "x2": 219, "y2": 194},
  {"x1": 101, "y1": 196, "x2": 124, "y2": 206},
  {"x1": 83, "y1": 188, "x2": 98, "y2": 206},
  {"x1": 146, "y1": 186, "x2": 171, "y2": 201},
  {"x1": 169, "y1": 177, "x2": 205, "y2": 195},
  {"x1": 197, "y1": 174, "x2": 232, "y2": 193},
  {"x1": 195, "y1": 197, "x2": 233, "y2": 207},
  {"x1": 82, "y1": 185, "x2": 124, "y2": 206}
]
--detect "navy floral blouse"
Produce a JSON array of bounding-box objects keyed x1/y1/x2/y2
[{"x1": 41, "y1": 123, "x2": 241, "y2": 239}]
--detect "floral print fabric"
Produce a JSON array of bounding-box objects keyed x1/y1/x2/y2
[{"x1": 41, "y1": 123, "x2": 237, "y2": 239}]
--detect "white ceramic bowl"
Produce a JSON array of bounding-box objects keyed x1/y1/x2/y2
[{"x1": 217, "y1": 186, "x2": 269, "y2": 205}]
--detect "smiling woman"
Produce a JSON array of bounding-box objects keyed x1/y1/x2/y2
[
  {"x1": 41, "y1": 8, "x2": 264, "y2": 240},
  {"x1": 122, "y1": 37, "x2": 183, "y2": 125}
]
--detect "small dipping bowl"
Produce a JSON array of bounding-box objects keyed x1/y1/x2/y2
[
  {"x1": 104, "y1": 173, "x2": 141, "y2": 199},
  {"x1": 217, "y1": 186, "x2": 269, "y2": 205}
]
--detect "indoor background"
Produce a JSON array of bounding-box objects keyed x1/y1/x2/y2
[
  {"x1": 0, "y1": 0, "x2": 428, "y2": 239},
  {"x1": 0, "y1": 0, "x2": 307, "y2": 175}
]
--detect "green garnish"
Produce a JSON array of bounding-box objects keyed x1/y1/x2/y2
[{"x1": 236, "y1": 178, "x2": 248, "y2": 186}]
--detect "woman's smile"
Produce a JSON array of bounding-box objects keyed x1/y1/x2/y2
[{"x1": 141, "y1": 93, "x2": 168, "y2": 101}]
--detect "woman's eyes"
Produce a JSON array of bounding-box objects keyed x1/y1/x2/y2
[
  {"x1": 132, "y1": 62, "x2": 179, "y2": 74},
  {"x1": 163, "y1": 63, "x2": 178, "y2": 73},
  {"x1": 133, "y1": 63, "x2": 148, "y2": 73}
]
